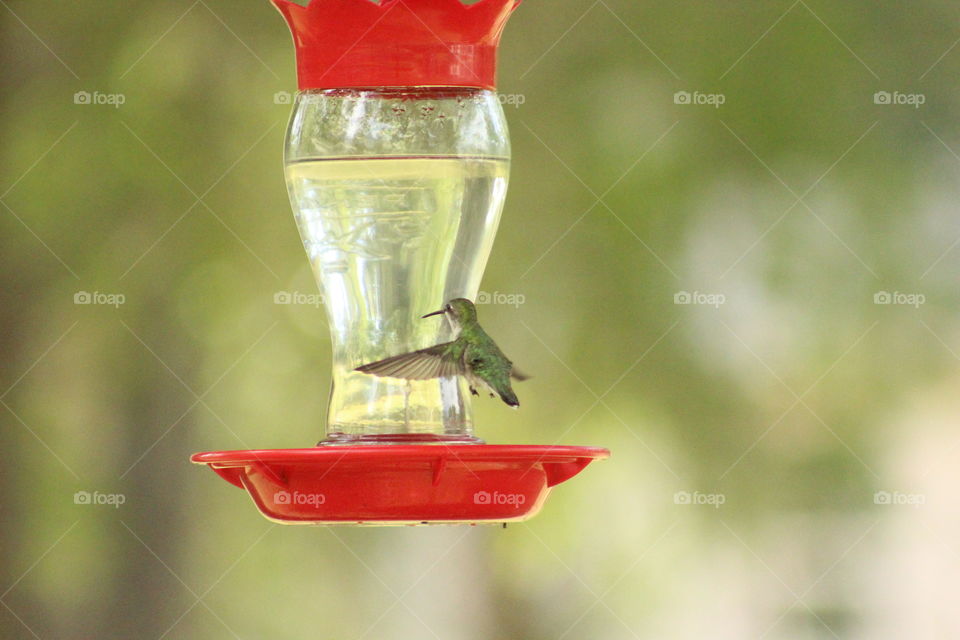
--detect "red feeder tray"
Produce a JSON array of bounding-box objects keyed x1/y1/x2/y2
[{"x1": 191, "y1": 445, "x2": 609, "y2": 525}]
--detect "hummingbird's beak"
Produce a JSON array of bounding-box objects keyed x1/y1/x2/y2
[{"x1": 421, "y1": 309, "x2": 445, "y2": 319}]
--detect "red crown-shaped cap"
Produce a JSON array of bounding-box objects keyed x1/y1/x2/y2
[{"x1": 272, "y1": 0, "x2": 521, "y2": 90}]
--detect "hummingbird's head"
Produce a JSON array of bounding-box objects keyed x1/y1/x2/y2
[{"x1": 422, "y1": 298, "x2": 477, "y2": 325}]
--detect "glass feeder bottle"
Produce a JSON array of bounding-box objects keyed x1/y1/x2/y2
[{"x1": 274, "y1": 0, "x2": 521, "y2": 444}]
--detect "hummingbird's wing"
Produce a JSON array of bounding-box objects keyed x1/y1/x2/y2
[{"x1": 354, "y1": 342, "x2": 465, "y2": 380}]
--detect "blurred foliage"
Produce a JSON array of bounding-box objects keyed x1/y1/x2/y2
[{"x1": 4, "y1": 1, "x2": 960, "y2": 638}]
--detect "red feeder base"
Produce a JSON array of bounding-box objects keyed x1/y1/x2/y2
[{"x1": 191, "y1": 445, "x2": 609, "y2": 525}]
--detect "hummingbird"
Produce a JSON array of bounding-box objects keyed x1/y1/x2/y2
[{"x1": 354, "y1": 298, "x2": 527, "y2": 407}]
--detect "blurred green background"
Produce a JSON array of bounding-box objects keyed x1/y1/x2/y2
[{"x1": 4, "y1": 0, "x2": 960, "y2": 638}]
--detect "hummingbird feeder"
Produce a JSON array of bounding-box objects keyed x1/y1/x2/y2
[{"x1": 191, "y1": 0, "x2": 608, "y2": 525}]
